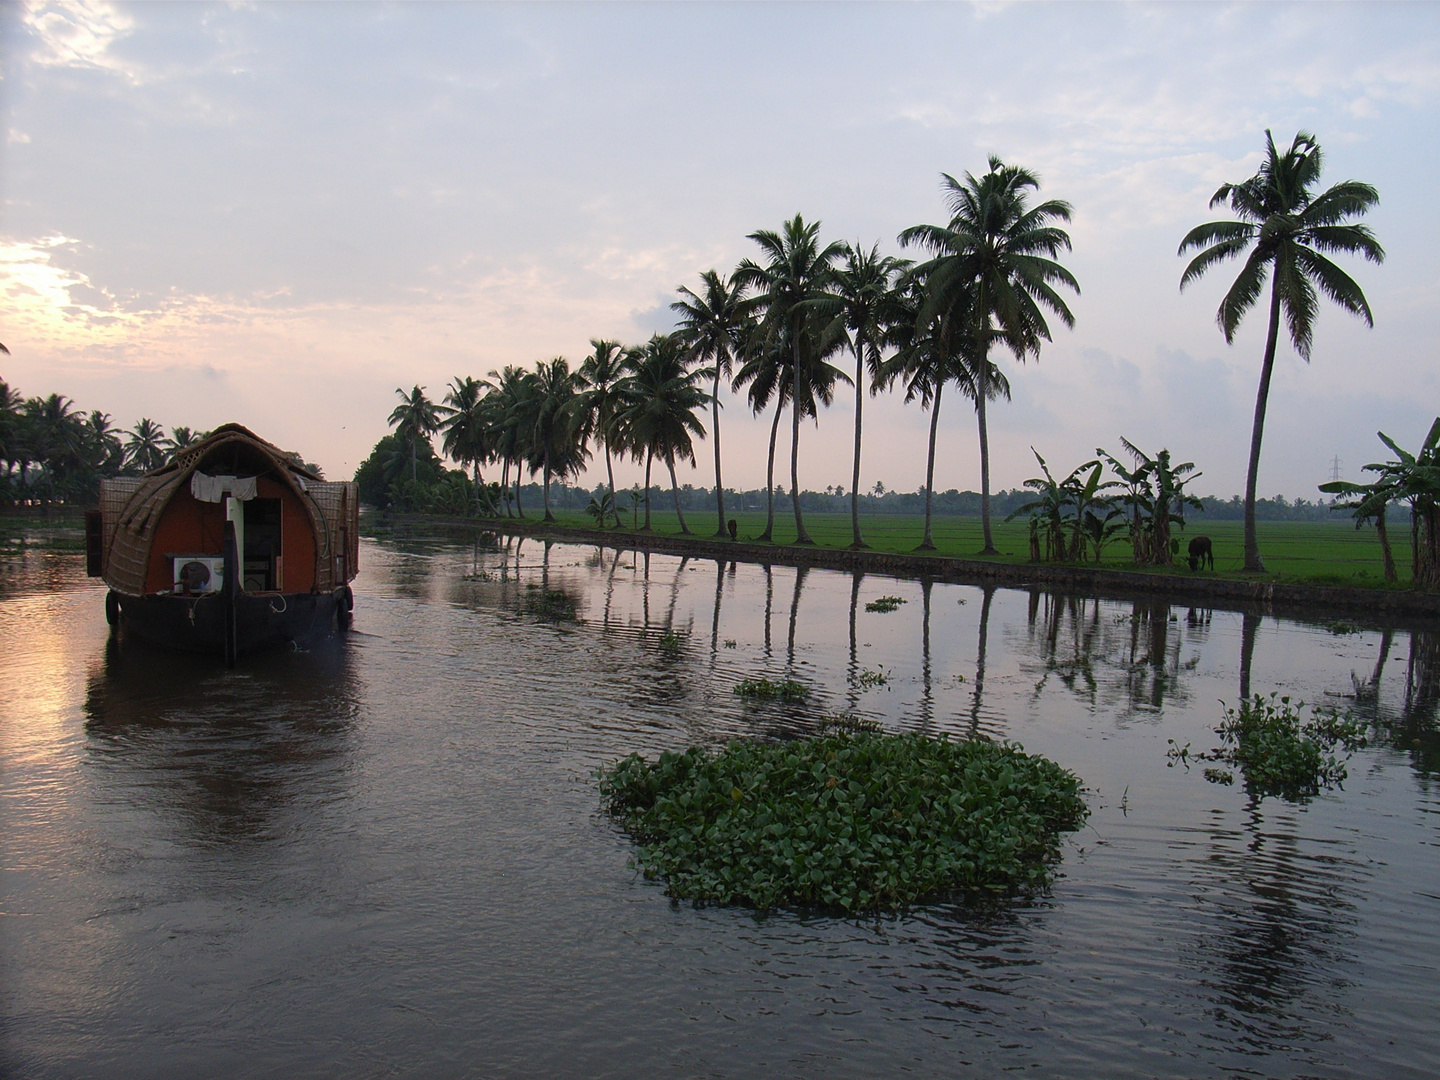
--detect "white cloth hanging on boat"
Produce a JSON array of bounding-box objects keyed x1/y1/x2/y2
[{"x1": 190, "y1": 472, "x2": 258, "y2": 503}]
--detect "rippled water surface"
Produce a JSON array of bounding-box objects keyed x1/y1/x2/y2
[{"x1": 3, "y1": 524, "x2": 1439, "y2": 1078}]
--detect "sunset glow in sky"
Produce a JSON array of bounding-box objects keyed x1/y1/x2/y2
[{"x1": 2, "y1": 2, "x2": 1436, "y2": 498}]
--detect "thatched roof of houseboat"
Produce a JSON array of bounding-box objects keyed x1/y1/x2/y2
[{"x1": 99, "y1": 423, "x2": 356, "y2": 597}]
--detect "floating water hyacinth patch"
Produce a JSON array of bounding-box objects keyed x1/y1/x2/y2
[
  {"x1": 1168, "y1": 694, "x2": 1367, "y2": 802},
  {"x1": 521, "y1": 586, "x2": 579, "y2": 621},
  {"x1": 855, "y1": 666, "x2": 889, "y2": 688},
  {"x1": 865, "y1": 596, "x2": 906, "y2": 613},
  {"x1": 733, "y1": 677, "x2": 808, "y2": 703},
  {"x1": 598, "y1": 731, "x2": 1088, "y2": 912}
]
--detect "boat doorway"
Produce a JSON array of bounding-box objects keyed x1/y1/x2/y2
[{"x1": 243, "y1": 497, "x2": 283, "y2": 591}]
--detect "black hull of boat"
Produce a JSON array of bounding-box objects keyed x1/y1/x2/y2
[{"x1": 115, "y1": 590, "x2": 348, "y2": 659}]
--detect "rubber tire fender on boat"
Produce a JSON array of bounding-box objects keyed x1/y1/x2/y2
[
  {"x1": 105, "y1": 590, "x2": 120, "y2": 628},
  {"x1": 336, "y1": 585, "x2": 354, "y2": 631}
]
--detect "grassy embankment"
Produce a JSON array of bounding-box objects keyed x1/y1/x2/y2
[{"x1": 506, "y1": 509, "x2": 1411, "y2": 589}]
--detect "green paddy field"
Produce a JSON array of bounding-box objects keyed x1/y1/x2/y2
[{"x1": 528, "y1": 510, "x2": 1412, "y2": 589}]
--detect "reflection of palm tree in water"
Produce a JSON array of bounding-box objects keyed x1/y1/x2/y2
[
  {"x1": 762, "y1": 563, "x2": 773, "y2": 659},
  {"x1": 709, "y1": 560, "x2": 725, "y2": 655},
  {"x1": 1240, "y1": 611, "x2": 1260, "y2": 700},
  {"x1": 1190, "y1": 799, "x2": 1365, "y2": 1043},
  {"x1": 1023, "y1": 590, "x2": 1196, "y2": 712},
  {"x1": 1382, "y1": 628, "x2": 1440, "y2": 776},
  {"x1": 968, "y1": 586, "x2": 995, "y2": 739},
  {"x1": 919, "y1": 578, "x2": 934, "y2": 732},
  {"x1": 664, "y1": 557, "x2": 688, "y2": 631},
  {"x1": 847, "y1": 571, "x2": 863, "y2": 712},
  {"x1": 786, "y1": 566, "x2": 808, "y2": 670}
]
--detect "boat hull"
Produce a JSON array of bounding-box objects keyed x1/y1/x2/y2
[{"x1": 114, "y1": 589, "x2": 349, "y2": 658}]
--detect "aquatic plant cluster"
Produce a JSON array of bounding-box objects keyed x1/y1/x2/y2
[
  {"x1": 598, "y1": 732, "x2": 1088, "y2": 912},
  {"x1": 732, "y1": 677, "x2": 808, "y2": 703},
  {"x1": 1169, "y1": 694, "x2": 1368, "y2": 801}
]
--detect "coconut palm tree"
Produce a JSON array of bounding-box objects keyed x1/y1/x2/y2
[
  {"x1": 485, "y1": 366, "x2": 538, "y2": 517},
  {"x1": 388, "y1": 385, "x2": 441, "y2": 484},
  {"x1": 1179, "y1": 130, "x2": 1384, "y2": 572},
  {"x1": 0, "y1": 382, "x2": 20, "y2": 487},
  {"x1": 168, "y1": 426, "x2": 202, "y2": 452},
  {"x1": 520, "y1": 358, "x2": 588, "y2": 522},
  {"x1": 672, "y1": 270, "x2": 751, "y2": 538},
  {"x1": 84, "y1": 411, "x2": 124, "y2": 476},
  {"x1": 440, "y1": 375, "x2": 493, "y2": 511},
  {"x1": 735, "y1": 215, "x2": 847, "y2": 544},
  {"x1": 881, "y1": 278, "x2": 1008, "y2": 550},
  {"x1": 573, "y1": 340, "x2": 631, "y2": 527},
  {"x1": 900, "y1": 158, "x2": 1079, "y2": 554},
  {"x1": 815, "y1": 243, "x2": 908, "y2": 548},
  {"x1": 731, "y1": 315, "x2": 849, "y2": 542},
  {"x1": 616, "y1": 333, "x2": 709, "y2": 533},
  {"x1": 124, "y1": 418, "x2": 169, "y2": 474}
]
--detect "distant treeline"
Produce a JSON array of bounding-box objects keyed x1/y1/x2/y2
[{"x1": 356, "y1": 443, "x2": 1346, "y2": 524}]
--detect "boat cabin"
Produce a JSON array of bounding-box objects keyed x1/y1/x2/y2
[{"x1": 86, "y1": 424, "x2": 358, "y2": 657}]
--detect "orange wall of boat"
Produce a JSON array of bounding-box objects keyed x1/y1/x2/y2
[{"x1": 143, "y1": 478, "x2": 317, "y2": 594}]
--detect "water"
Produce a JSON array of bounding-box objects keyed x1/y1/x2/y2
[{"x1": 3, "y1": 525, "x2": 1438, "y2": 1078}]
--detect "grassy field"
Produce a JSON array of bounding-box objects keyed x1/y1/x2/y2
[{"x1": 523, "y1": 508, "x2": 1412, "y2": 589}]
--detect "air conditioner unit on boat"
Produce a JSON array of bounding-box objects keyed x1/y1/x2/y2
[{"x1": 172, "y1": 555, "x2": 225, "y2": 594}]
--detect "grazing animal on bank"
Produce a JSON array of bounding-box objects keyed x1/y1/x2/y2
[
  {"x1": 728, "y1": 519, "x2": 738, "y2": 541},
  {"x1": 1188, "y1": 535, "x2": 1214, "y2": 571}
]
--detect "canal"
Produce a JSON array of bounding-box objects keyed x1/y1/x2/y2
[{"x1": 2, "y1": 525, "x2": 1437, "y2": 1078}]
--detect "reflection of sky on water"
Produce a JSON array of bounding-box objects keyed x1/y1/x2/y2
[{"x1": 3, "y1": 524, "x2": 1439, "y2": 1079}]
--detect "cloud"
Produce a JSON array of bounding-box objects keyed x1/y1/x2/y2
[{"x1": 22, "y1": 1, "x2": 137, "y2": 78}]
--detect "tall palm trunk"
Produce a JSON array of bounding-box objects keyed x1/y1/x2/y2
[
  {"x1": 790, "y1": 338, "x2": 812, "y2": 544},
  {"x1": 920, "y1": 381, "x2": 943, "y2": 550},
  {"x1": 642, "y1": 450, "x2": 653, "y2": 531},
  {"x1": 758, "y1": 402, "x2": 784, "y2": 542},
  {"x1": 411, "y1": 439, "x2": 418, "y2": 484},
  {"x1": 849, "y1": 339, "x2": 866, "y2": 549},
  {"x1": 667, "y1": 456, "x2": 690, "y2": 534},
  {"x1": 604, "y1": 443, "x2": 620, "y2": 527},
  {"x1": 1243, "y1": 274, "x2": 1284, "y2": 573},
  {"x1": 711, "y1": 365, "x2": 727, "y2": 537},
  {"x1": 976, "y1": 372, "x2": 996, "y2": 554},
  {"x1": 542, "y1": 454, "x2": 554, "y2": 522},
  {"x1": 514, "y1": 467, "x2": 524, "y2": 518}
]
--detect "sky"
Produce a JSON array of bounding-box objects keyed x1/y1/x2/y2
[{"x1": 2, "y1": 1, "x2": 1436, "y2": 500}]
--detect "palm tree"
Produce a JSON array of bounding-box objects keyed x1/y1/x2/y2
[
  {"x1": 84, "y1": 411, "x2": 124, "y2": 476},
  {"x1": 900, "y1": 158, "x2": 1079, "y2": 554},
  {"x1": 485, "y1": 366, "x2": 538, "y2": 517},
  {"x1": 816, "y1": 243, "x2": 907, "y2": 548},
  {"x1": 440, "y1": 375, "x2": 492, "y2": 510},
  {"x1": 616, "y1": 334, "x2": 709, "y2": 533},
  {"x1": 525, "y1": 357, "x2": 588, "y2": 522},
  {"x1": 735, "y1": 215, "x2": 847, "y2": 544},
  {"x1": 1179, "y1": 130, "x2": 1384, "y2": 572},
  {"x1": 573, "y1": 340, "x2": 631, "y2": 527},
  {"x1": 124, "y1": 418, "x2": 169, "y2": 474},
  {"x1": 0, "y1": 382, "x2": 20, "y2": 487},
  {"x1": 388, "y1": 385, "x2": 441, "y2": 484},
  {"x1": 168, "y1": 426, "x2": 202, "y2": 452},
  {"x1": 672, "y1": 270, "x2": 751, "y2": 538},
  {"x1": 881, "y1": 278, "x2": 1008, "y2": 550},
  {"x1": 732, "y1": 316, "x2": 849, "y2": 542}
]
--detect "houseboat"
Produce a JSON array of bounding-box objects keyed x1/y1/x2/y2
[{"x1": 86, "y1": 424, "x2": 359, "y2": 664}]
